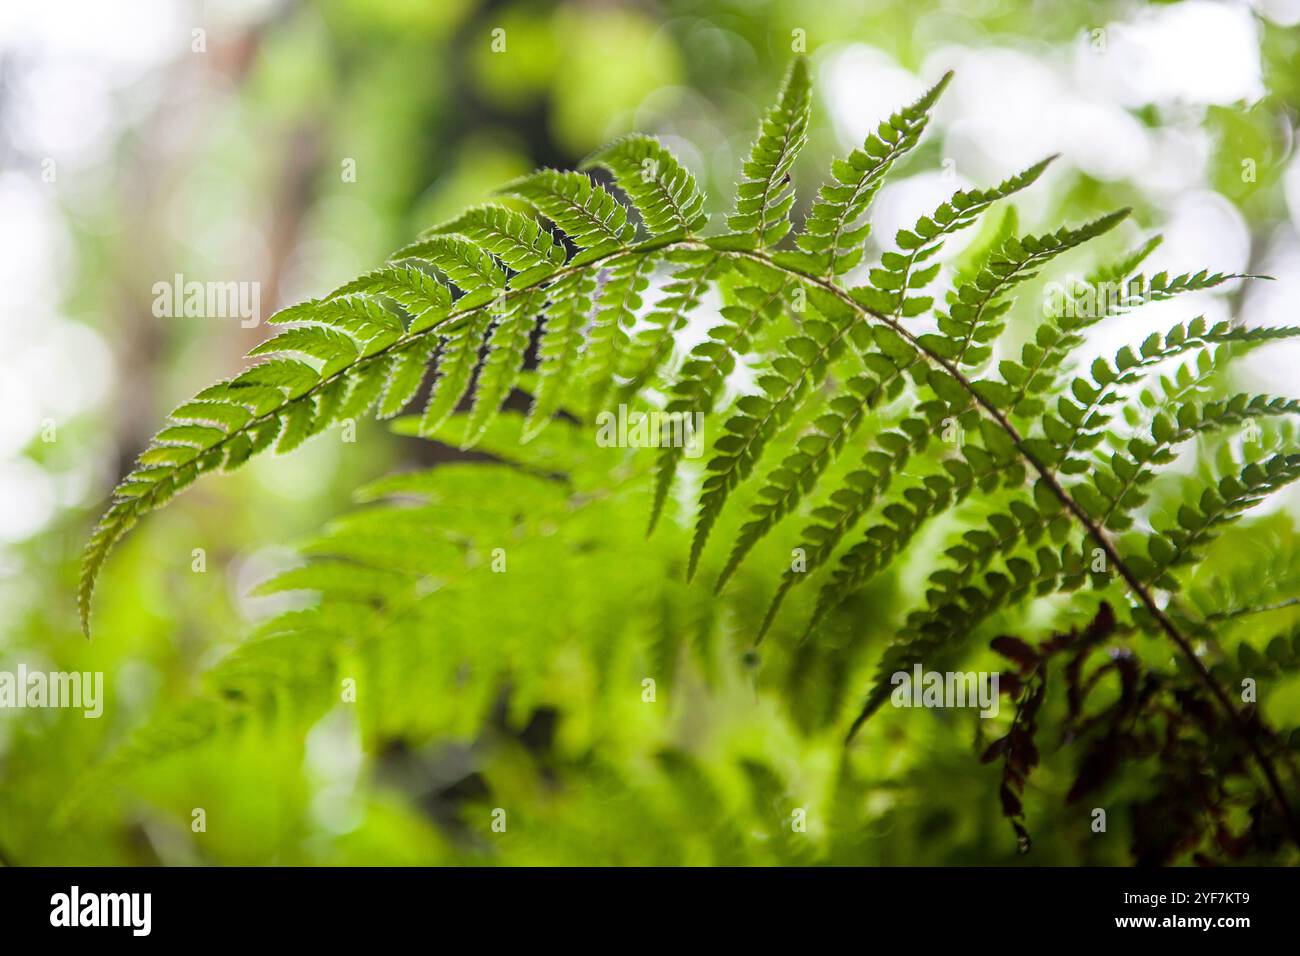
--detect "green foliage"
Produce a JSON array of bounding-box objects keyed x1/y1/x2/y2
[
  {"x1": 583, "y1": 134, "x2": 708, "y2": 236},
  {"x1": 79, "y1": 60, "x2": 1300, "y2": 864},
  {"x1": 797, "y1": 71, "x2": 950, "y2": 275},
  {"x1": 726, "y1": 57, "x2": 812, "y2": 248}
]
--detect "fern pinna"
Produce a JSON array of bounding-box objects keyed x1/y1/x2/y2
[{"x1": 83, "y1": 58, "x2": 1300, "y2": 853}]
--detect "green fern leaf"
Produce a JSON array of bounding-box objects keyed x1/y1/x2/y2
[
  {"x1": 757, "y1": 399, "x2": 962, "y2": 638},
  {"x1": 1005, "y1": 262, "x2": 1243, "y2": 419},
  {"x1": 248, "y1": 325, "x2": 360, "y2": 378},
  {"x1": 650, "y1": 258, "x2": 792, "y2": 534},
  {"x1": 798, "y1": 71, "x2": 951, "y2": 274},
  {"x1": 727, "y1": 57, "x2": 812, "y2": 248},
  {"x1": 378, "y1": 338, "x2": 439, "y2": 420},
  {"x1": 619, "y1": 249, "x2": 726, "y2": 395},
  {"x1": 394, "y1": 234, "x2": 508, "y2": 293},
  {"x1": 849, "y1": 500, "x2": 1083, "y2": 736},
  {"x1": 327, "y1": 263, "x2": 453, "y2": 321},
  {"x1": 420, "y1": 311, "x2": 491, "y2": 435},
  {"x1": 809, "y1": 425, "x2": 1029, "y2": 633},
  {"x1": 940, "y1": 210, "x2": 1130, "y2": 367},
  {"x1": 688, "y1": 284, "x2": 860, "y2": 579},
  {"x1": 525, "y1": 268, "x2": 598, "y2": 440},
  {"x1": 419, "y1": 203, "x2": 566, "y2": 276},
  {"x1": 583, "y1": 253, "x2": 653, "y2": 418},
  {"x1": 583, "y1": 135, "x2": 708, "y2": 236},
  {"x1": 717, "y1": 353, "x2": 911, "y2": 590},
  {"x1": 1133, "y1": 453, "x2": 1300, "y2": 591},
  {"x1": 463, "y1": 289, "x2": 547, "y2": 444},
  {"x1": 298, "y1": 293, "x2": 405, "y2": 344},
  {"x1": 1044, "y1": 318, "x2": 1300, "y2": 474},
  {"x1": 1085, "y1": 391, "x2": 1300, "y2": 532},
  {"x1": 500, "y1": 169, "x2": 636, "y2": 251},
  {"x1": 851, "y1": 156, "x2": 1056, "y2": 320}
]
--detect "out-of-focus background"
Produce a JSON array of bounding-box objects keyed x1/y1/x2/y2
[{"x1": 2, "y1": 0, "x2": 1299, "y2": 865}]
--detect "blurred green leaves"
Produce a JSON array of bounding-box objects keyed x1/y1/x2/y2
[{"x1": 472, "y1": 6, "x2": 683, "y2": 153}]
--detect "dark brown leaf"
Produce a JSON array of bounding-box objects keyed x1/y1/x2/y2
[{"x1": 990, "y1": 635, "x2": 1039, "y2": 670}]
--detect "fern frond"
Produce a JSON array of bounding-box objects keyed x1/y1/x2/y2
[
  {"x1": 846, "y1": 355, "x2": 1300, "y2": 734},
  {"x1": 1079, "y1": 393, "x2": 1300, "y2": 533},
  {"x1": 282, "y1": 293, "x2": 405, "y2": 344},
  {"x1": 757, "y1": 398, "x2": 961, "y2": 637},
  {"x1": 583, "y1": 135, "x2": 708, "y2": 236},
  {"x1": 850, "y1": 156, "x2": 1056, "y2": 319},
  {"x1": 80, "y1": 235, "x2": 634, "y2": 632},
  {"x1": 808, "y1": 422, "x2": 1031, "y2": 633},
  {"x1": 935, "y1": 209, "x2": 1130, "y2": 367},
  {"x1": 688, "y1": 285, "x2": 861, "y2": 579},
  {"x1": 727, "y1": 57, "x2": 812, "y2": 248},
  {"x1": 326, "y1": 264, "x2": 453, "y2": 321},
  {"x1": 389, "y1": 234, "x2": 508, "y2": 292},
  {"x1": 1041, "y1": 318, "x2": 1300, "y2": 474},
  {"x1": 463, "y1": 289, "x2": 546, "y2": 443},
  {"x1": 420, "y1": 310, "x2": 491, "y2": 435},
  {"x1": 419, "y1": 203, "x2": 566, "y2": 279},
  {"x1": 1005, "y1": 265, "x2": 1242, "y2": 419},
  {"x1": 618, "y1": 249, "x2": 726, "y2": 395},
  {"x1": 1132, "y1": 453, "x2": 1300, "y2": 592},
  {"x1": 716, "y1": 352, "x2": 911, "y2": 590},
  {"x1": 500, "y1": 169, "x2": 636, "y2": 252},
  {"x1": 378, "y1": 337, "x2": 439, "y2": 419},
  {"x1": 77, "y1": 63, "x2": 1300, "y2": 862},
  {"x1": 797, "y1": 71, "x2": 951, "y2": 275},
  {"x1": 649, "y1": 257, "x2": 792, "y2": 533},
  {"x1": 267, "y1": 318, "x2": 368, "y2": 370},
  {"x1": 525, "y1": 267, "x2": 598, "y2": 440},
  {"x1": 583, "y1": 253, "x2": 653, "y2": 417},
  {"x1": 849, "y1": 498, "x2": 1086, "y2": 734}
]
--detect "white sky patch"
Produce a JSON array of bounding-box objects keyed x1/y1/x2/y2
[
  {"x1": 1252, "y1": 0, "x2": 1300, "y2": 26},
  {"x1": 0, "y1": 460, "x2": 57, "y2": 542},
  {"x1": 12, "y1": 322, "x2": 114, "y2": 422},
  {"x1": 1075, "y1": 1, "x2": 1264, "y2": 107},
  {"x1": 1133, "y1": 126, "x2": 1210, "y2": 202},
  {"x1": 0, "y1": 174, "x2": 66, "y2": 329},
  {"x1": 0, "y1": 0, "x2": 189, "y2": 545},
  {"x1": 0, "y1": 379, "x2": 41, "y2": 462},
  {"x1": 0, "y1": 174, "x2": 112, "y2": 458},
  {"x1": 930, "y1": 47, "x2": 1073, "y2": 185},
  {"x1": 1062, "y1": 100, "x2": 1153, "y2": 182},
  {"x1": 822, "y1": 0, "x2": 1265, "y2": 212},
  {"x1": 1239, "y1": 227, "x2": 1300, "y2": 396},
  {"x1": 1144, "y1": 190, "x2": 1252, "y2": 280},
  {"x1": 305, "y1": 708, "x2": 366, "y2": 835},
  {"x1": 1285, "y1": 151, "x2": 1300, "y2": 231}
]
